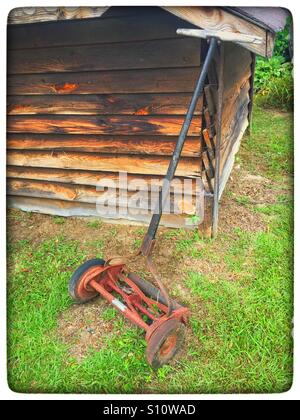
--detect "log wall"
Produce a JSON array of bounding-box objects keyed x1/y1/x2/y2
[
  {"x1": 7, "y1": 6, "x2": 253, "y2": 231},
  {"x1": 219, "y1": 43, "x2": 252, "y2": 197},
  {"x1": 7, "y1": 7, "x2": 204, "y2": 227}
]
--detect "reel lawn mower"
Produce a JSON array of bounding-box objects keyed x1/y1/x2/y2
[{"x1": 68, "y1": 30, "x2": 258, "y2": 368}]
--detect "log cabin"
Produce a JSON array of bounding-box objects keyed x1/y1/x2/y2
[{"x1": 7, "y1": 6, "x2": 289, "y2": 235}]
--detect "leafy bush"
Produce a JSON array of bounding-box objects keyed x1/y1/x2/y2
[
  {"x1": 273, "y1": 17, "x2": 292, "y2": 59},
  {"x1": 254, "y1": 17, "x2": 293, "y2": 110},
  {"x1": 255, "y1": 57, "x2": 293, "y2": 110}
]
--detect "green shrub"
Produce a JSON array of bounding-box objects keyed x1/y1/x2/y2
[
  {"x1": 254, "y1": 17, "x2": 293, "y2": 111},
  {"x1": 255, "y1": 57, "x2": 293, "y2": 110}
]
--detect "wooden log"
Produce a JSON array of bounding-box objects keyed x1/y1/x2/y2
[
  {"x1": 7, "y1": 67, "x2": 200, "y2": 95},
  {"x1": 8, "y1": 38, "x2": 200, "y2": 74},
  {"x1": 203, "y1": 108, "x2": 215, "y2": 141},
  {"x1": 202, "y1": 129, "x2": 215, "y2": 160},
  {"x1": 7, "y1": 178, "x2": 198, "y2": 212},
  {"x1": 7, "y1": 150, "x2": 201, "y2": 177},
  {"x1": 7, "y1": 134, "x2": 201, "y2": 157},
  {"x1": 7, "y1": 93, "x2": 201, "y2": 116},
  {"x1": 7, "y1": 195, "x2": 200, "y2": 229},
  {"x1": 7, "y1": 166, "x2": 201, "y2": 195},
  {"x1": 8, "y1": 10, "x2": 192, "y2": 49},
  {"x1": 201, "y1": 150, "x2": 214, "y2": 179},
  {"x1": 202, "y1": 128, "x2": 214, "y2": 152},
  {"x1": 8, "y1": 7, "x2": 109, "y2": 25},
  {"x1": 7, "y1": 115, "x2": 201, "y2": 136},
  {"x1": 163, "y1": 6, "x2": 268, "y2": 57}
]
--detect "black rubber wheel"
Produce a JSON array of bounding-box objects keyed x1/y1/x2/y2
[
  {"x1": 127, "y1": 272, "x2": 180, "y2": 310},
  {"x1": 146, "y1": 319, "x2": 186, "y2": 369},
  {"x1": 68, "y1": 258, "x2": 106, "y2": 303}
]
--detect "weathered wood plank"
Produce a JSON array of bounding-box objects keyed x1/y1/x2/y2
[
  {"x1": 266, "y1": 31, "x2": 276, "y2": 59},
  {"x1": 218, "y1": 120, "x2": 249, "y2": 199},
  {"x1": 201, "y1": 151, "x2": 214, "y2": 179},
  {"x1": 8, "y1": 7, "x2": 109, "y2": 25},
  {"x1": 202, "y1": 128, "x2": 215, "y2": 159},
  {"x1": 7, "y1": 178, "x2": 198, "y2": 212},
  {"x1": 8, "y1": 10, "x2": 192, "y2": 49},
  {"x1": 203, "y1": 108, "x2": 216, "y2": 142},
  {"x1": 7, "y1": 93, "x2": 200, "y2": 116},
  {"x1": 7, "y1": 166, "x2": 200, "y2": 194},
  {"x1": 8, "y1": 6, "x2": 154, "y2": 26},
  {"x1": 7, "y1": 150, "x2": 201, "y2": 177},
  {"x1": 220, "y1": 93, "x2": 250, "y2": 175},
  {"x1": 7, "y1": 166, "x2": 201, "y2": 195},
  {"x1": 7, "y1": 134, "x2": 201, "y2": 157},
  {"x1": 7, "y1": 115, "x2": 201, "y2": 136},
  {"x1": 8, "y1": 38, "x2": 200, "y2": 75},
  {"x1": 163, "y1": 6, "x2": 268, "y2": 57},
  {"x1": 7, "y1": 67, "x2": 200, "y2": 95},
  {"x1": 7, "y1": 195, "x2": 198, "y2": 229},
  {"x1": 7, "y1": 178, "x2": 148, "y2": 209},
  {"x1": 198, "y1": 194, "x2": 213, "y2": 237},
  {"x1": 221, "y1": 80, "x2": 250, "y2": 141},
  {"x1": 223, "y1": 43, "x2": 252, "y2": 99},
  {"x1": 223, "y1": 70, "x2": 251, "y2": 109}
]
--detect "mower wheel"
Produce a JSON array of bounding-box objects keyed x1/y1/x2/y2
[
  {"x1": 128, "y1": 272, "x2": 180, "y2": 310},
  {"x1": 146, "y1": 319, "x2": 186, "y2": 369},
  {"x1": 68, "y1": 258, "x2": 105, "y2": 303}
]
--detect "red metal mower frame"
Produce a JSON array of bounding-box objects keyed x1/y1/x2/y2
[{"x1": 77, "y1": 263, "x2": 189, "y2": 344}]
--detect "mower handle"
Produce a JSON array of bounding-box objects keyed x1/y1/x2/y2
[
  {"x1": 140, "y1": 36, "x2": 218, "y2": 257},
  {"x1": 176, "y1": 28, "x2": 263, "y2": 45}
]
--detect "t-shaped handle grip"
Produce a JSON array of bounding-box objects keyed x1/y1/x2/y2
[{"x1": 176, "y1": 28, "x2": 263, "y2": 44}]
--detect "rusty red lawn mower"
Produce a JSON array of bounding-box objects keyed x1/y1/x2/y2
[{"x1": 68, "y1": 32, "x2": 219, "y2": 369}]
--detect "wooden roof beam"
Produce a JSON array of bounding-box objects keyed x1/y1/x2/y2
[
  {"x1": 8, "y1": 6, "x2": 275, "y2": 57},
  {"x1": 163, "y1": 6, "x2": 272, "y2": 57},
  {"x1": 8, "y1": 7, "x2": 109, "y2": 25}
]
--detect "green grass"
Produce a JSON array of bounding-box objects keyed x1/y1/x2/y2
[
  {"x1": 7, "y1": 104, "x2": 293, "y2": 393},
  {"x1": 86, "y1": 219, "x2": 102, "y2": 229},
  {"x1": 234, "y1": 195, "x2": 251, "y2": 206},
  {"x1": 52, "y1": 216, "x2": 66, "y2": 225},
  {"x1": 243, "y1": 105, "x2": 293, "y2": 178},
  {"x1": 183, "y1": 207, "x2": 293, "y2": 392}
]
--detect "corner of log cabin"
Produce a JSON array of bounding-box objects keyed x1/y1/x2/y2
[{"x1": 7, "y1": 6, "x2": 254, "y2": 233}]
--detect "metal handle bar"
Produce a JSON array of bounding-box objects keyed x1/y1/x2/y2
[{"x1": 140, "y1": 36, "x2": 218, "y2": 256}]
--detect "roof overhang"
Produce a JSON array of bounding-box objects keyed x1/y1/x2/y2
[{"x1": 8, "y1": 6, "x2": 289, "y2": 58}]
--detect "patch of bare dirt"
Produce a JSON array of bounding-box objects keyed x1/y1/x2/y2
[
  {"x1": 7, "y1": 210, "x2": 61, "y2": 245},
  {"x1": 58, "y1": 298, "x2": 115, "y2": 362},
  {"x1": 228, "y1": 166, "x2": 276, "y2": 203},
  {"x1": 219, "y1": 200, "x2": 266, "y2": 234},
  {"x1": 218, "y1": 166, "x2": 291, "y2": 235}
]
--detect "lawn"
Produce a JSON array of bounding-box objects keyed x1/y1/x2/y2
[{"x1": 7, "y1": 104, "x2": 293, "y2": 393}]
